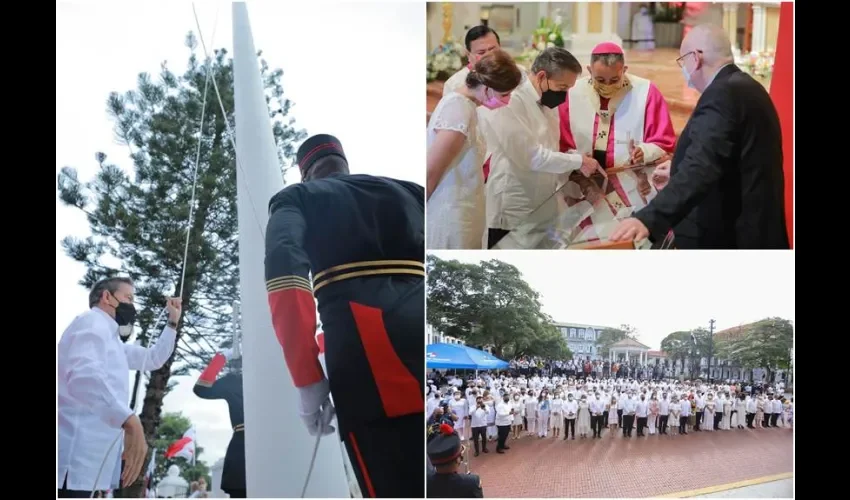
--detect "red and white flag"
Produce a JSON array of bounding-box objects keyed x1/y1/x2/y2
[{"x1": 165, "y1": 427, "x2": 196, "y2": 465}]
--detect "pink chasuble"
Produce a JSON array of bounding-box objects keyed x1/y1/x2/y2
[{"x1": 558, "y1": 75, "x2": 676, "y2": 243}]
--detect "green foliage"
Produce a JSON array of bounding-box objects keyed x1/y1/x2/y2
[
  {"x1": 715, "y1": 318, "x2": 794, "y2": 372},
  {"x1": 660, "y1": 328, "x2": 711, "y2": 376},
  {"x1": 150, "y1": 413, "x2": 211, "y2": 487},
  {"x1": 596, "y1": 324, "x2": 639, "y2": 358},
  {"x1": 57, "y1": 32, "x2": 305, "y2": 495},
  {"x1": 653, "y1": 2, "x2": 685, "y2": 23},
  {"x1": 426, "y1": 255, "x2": 570, "y2": 359}
]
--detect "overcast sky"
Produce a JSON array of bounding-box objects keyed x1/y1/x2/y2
[
  {"x1": 429, "y1": 250, "x2": 795, "y2": 351},
  {"x1": 57, "y1": 0, "x2": 424, "y2": 466}
]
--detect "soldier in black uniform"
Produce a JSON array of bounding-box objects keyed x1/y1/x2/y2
[
  {"x1": 193, "y1": 350, "x2": 246, "y2": 498},
  {"x1": 264, "y1": 134, "x2": 424, "y2": 498},
  {"x1": 427, "y1": 423, "x2": 484, "y2": 498}
]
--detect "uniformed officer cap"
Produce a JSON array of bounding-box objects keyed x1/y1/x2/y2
[
  {"x1": 427, "y1": 423, "x2": 463, "y2": 465},
  {"x1": 296, "y1": 134, "x2": 347, "y2": 177}
]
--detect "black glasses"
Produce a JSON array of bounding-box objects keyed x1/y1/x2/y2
[{"x1": 676, "y1": 50, "x2": 703, "y2": 68}]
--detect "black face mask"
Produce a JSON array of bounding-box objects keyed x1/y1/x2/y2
[
  {"x1": 112, "y1": 294, "x2": 137, "y2": 326},
  {"x1": 539, "y1": 77, "x2": 567, "y2": 109}
]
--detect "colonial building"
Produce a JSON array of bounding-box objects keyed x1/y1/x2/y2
[
  {"x1": 426, "y1": 323, "x2": 465, "y2": 346},
  {"x1": 552, "y1": 321, "x2": 609, "y2": 361}
]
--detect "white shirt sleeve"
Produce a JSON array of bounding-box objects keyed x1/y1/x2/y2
[
  {"x1": 64, "y1": 325, "x2": 134, "y2": 429},
  {"x1": 123, "y1": 326, "x2": 178, "y2": 371}
]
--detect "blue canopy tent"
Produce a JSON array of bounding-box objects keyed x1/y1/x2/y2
[{"x1": 426, "y1": 343, "x2": 509, "y2": 371}]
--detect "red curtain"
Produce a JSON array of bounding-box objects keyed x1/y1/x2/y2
[{"x1": 769, "y1": 2, "x2": 794, "y2": 247}]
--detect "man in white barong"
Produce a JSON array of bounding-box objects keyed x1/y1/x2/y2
[
  {"x1": 483, "y1": 47, "x2": 604, "y2": 249},
  {"x1": 58, "y1": 277, "x2": 180, "y2": 498},
  {"x1": 443, "y1": 25, "x2": 502, "y2": 96}
]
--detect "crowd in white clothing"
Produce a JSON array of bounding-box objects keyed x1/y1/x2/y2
[{"x1": 427, "y1": 375, "x2": 792, "y2": 455}]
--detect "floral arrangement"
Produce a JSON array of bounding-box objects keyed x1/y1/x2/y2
[
  {"x1": 735, "y1": 51, "x2": 775, "y2": 79},
  {"x1": 516, "y1": 10, "x2": 568, "y2": 64},
  {"x1": 427, "y1": 38, "x2": 467, "y2": 82}
]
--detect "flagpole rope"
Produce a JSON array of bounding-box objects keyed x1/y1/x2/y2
[{"x1": 87, "y1": 3, "x2": 220, "y2": 495}]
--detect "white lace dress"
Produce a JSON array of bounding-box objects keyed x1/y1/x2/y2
[{"x1": 426, "y1": 92, "x2": 486, "y2": 249}]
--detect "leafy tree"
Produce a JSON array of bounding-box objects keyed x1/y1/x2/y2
[
  {"x1": 660, "y1": 328, "x2": 711, "y2": 377},
  {"x1": 57, "y1": 33, "x2": 305, "y2": 496},
  {"x1": 149, "y1": 413, "x2": 211, "y2": 490},
  {"x1": 715, "y1": 317, "x2": 793, "y2": 382},
  {"x1": 596, "y1": 324, "x2": 639, "y2": 358},
  {"x1": 426, "y1": 255, "x2": 569, "y2": 359}
]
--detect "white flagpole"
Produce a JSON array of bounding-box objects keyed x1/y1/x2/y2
[{"x1": 231, "y1": 3, "x2": 349, "y2": 497}]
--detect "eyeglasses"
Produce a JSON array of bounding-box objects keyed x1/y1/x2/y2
[{"x1": 676, "y1": 50, "x2": 703, "y2": 68}]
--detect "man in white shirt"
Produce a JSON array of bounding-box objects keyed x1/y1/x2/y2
[
  {"x1": 694, "y1": 392, "x2": 706, "y2": 431},
  {"x1": 745, "y1": 393, "x2": 757, "y2": 428},
  {"x1": 679, "y1": 396, "x2": 691, "y2": 434},
  {"x1": 58, "y1": 277, "x2": 180, "y2": 498},
  {"x1": 622, "y1": 392, "x2": 637, "y2": 437},
  {"x1": 495, "y1": 395, "x2": 515, "y2": 453},
  {"x1": 482, "y1": 47, "x2": 604, "y2": 249},
  {"x1": 658, "y1": 391, "x2": 670, "y2": 435},
  {"x1": 562, "y1": 393, "x2": 578, "y2": 440},
  {"x1": 442, "y1": 25, "x2": 501, "y2": 96},
  {"x1": 771, "y1": 396, "x2": 783, "y2": 427},
  {"x1": 634, "y1": 394, "x2": 649, "y2": 437},
  {"x1": 589, "y1": 392, "x2": 605, "y2": 438}
]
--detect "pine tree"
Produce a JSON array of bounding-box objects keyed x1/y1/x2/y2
[{"x1": 57, "y1": 33, "x2": 306, "y2": 495}]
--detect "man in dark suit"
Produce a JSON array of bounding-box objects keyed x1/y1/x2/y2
[{"x1": 610, "y1": 24, "x2": 789, "y2": 249}]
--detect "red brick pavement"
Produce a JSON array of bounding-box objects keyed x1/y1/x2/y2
[{"x1": 467, "y1": 426, "x2": 793, "y2": 498}]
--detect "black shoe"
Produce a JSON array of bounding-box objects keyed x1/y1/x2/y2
[
  {"x1": 503, "y1": 446, "x2": 510, "y2": 450},
  {"x1": 474, "y1": 451, "x2": 480, "y2": 457},
  {"x1": 572, "y1": 436, "x2": 575, "y2": 440},
  {"x1": 497, "y1": 450, "x2": 505, "y2": 454},
  {"x1": 482, "y1": 448, "x2": 489, "y2": 453}
]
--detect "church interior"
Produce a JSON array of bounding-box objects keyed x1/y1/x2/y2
[{"x1": 426, "y1": 2, "x2": 787, "y2": 135}]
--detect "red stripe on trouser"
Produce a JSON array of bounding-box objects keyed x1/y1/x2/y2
[
  {"x1": 348, "y1": 432, "x2": 376, "y2": 498},
  {"x1": 268, "y1": 288, "x2": 323, "y2": 388},
  {"x1": 349, "y1": 302, "x2": 423, "y2": 417}
]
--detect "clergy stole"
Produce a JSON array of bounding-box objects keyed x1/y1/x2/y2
[{"x1": 568, "y1": 76, "x2": 657, "y2": 240}]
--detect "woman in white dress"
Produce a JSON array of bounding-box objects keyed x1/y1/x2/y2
[
  {"x1": 648, "y1": 393, "x2": 659, "y2": 435},
  {"x1": 607, "y1": 398, "x2": 619, "y2": 437},
  {"x1": 510, "y1": 393, "x2": 524, "y2": 439},
  {"x1": 426, "y1": 49, "x2": 522, "y2": 249},
  {"x1": 524, "y1": 390, "x2": 538, "y2": 436},
  {"x1": 550, "y1": 392, "x2": 564, "y2": 438},
  {"x1": 537, "y1": 394, "x2": 551, "y2": 438},
  {"x1": 721, "y1": 394, "x2": 732, "y2": 430},
  {"x1": 483, "y1": 390, "x2": 497, "y2": 441},
  {"x1": 576, "y1": 396, "x2": 592, "y2": 438},
  {"x1": 703, "y1": 393, "x2": 716, "y2": 431},
  {"x1": 669, "y1": 396, "x2": 681, "y2": 436}
]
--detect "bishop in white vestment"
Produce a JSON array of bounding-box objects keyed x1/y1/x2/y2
[{"x1": 558, "y1": 42, "x2": 677, "y2": 244}]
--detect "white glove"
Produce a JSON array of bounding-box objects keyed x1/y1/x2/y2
[
  {"x1": 301, "y1": 398, "x2": 336, "y2": 436},
  {"x1": 298, "y1": 379, "x2": 336, "y2": 436},
  {"x1": 221, "y1": 348, "x2": 234, "y2": 361}
]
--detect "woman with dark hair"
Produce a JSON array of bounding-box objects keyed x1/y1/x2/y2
[{"x1": 426, "y1": 49, "x2": 522, "y2": 249}]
